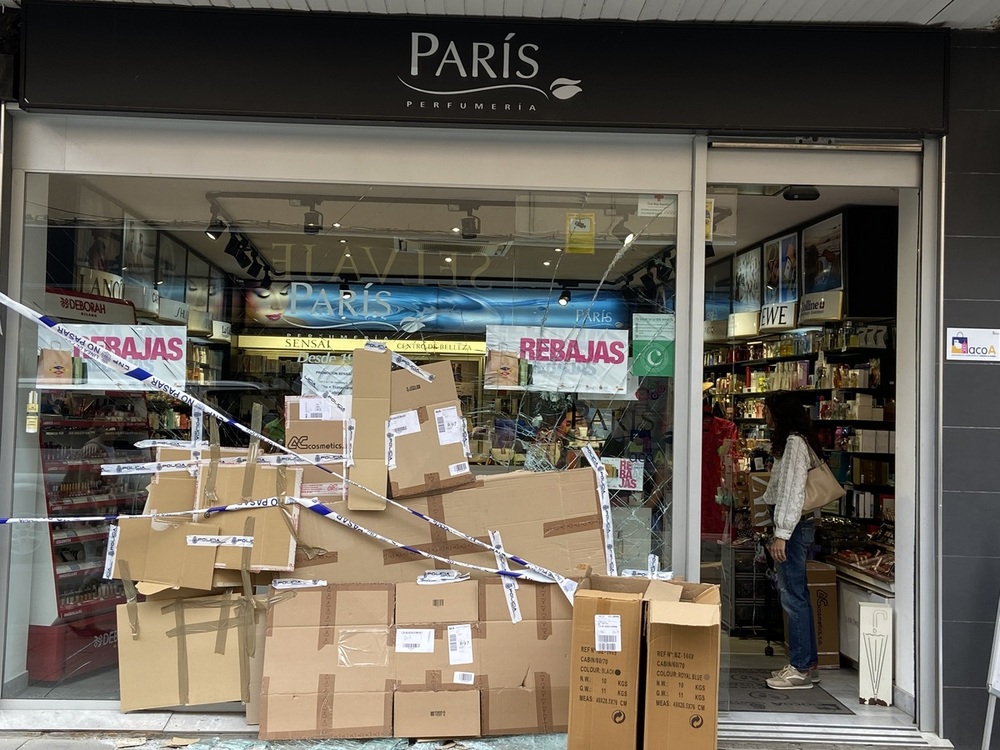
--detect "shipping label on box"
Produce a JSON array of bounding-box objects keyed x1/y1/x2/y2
[
  {"x1": 388, "y1": 361, "x2": 474, "y2": 499},
  {"x1": 642, "y1": 582, "x2": 721, "y2": 750},
  {"x1": 285, "y1": 396, "x2": 349, "y2": 498}
]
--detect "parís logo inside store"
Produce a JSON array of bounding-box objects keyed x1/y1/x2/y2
[{"x1": 402, "y1": 32, "x2": 583, "y2": 106}]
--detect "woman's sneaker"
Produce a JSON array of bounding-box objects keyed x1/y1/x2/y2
[
  {"x1": 770, "y1": 665, "x2": 821, "y2": 683},
  {"x1": 766, "y1": 665, "x2": 814, "y2": 690}
]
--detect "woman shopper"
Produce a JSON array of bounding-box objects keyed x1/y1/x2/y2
[{"x1": 761, "y1": 390, "x2": 823, "y2": 690}]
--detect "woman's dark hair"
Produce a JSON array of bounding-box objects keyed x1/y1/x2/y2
[{"x1": 764, "y1": 390, "x2": 824, "y2": 458}]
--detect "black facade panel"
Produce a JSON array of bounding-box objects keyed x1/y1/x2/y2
[
  {"x1": 21, "y1": 1, "x2": 948, "y2": 134},
  {"x1": 942, "y1": 300, "x2": 1000, "y2": 329},
  {"x1": 942, "y1": 555, "x2": 1000, "y2": 622},
  {"x1": 945, "y1": 109, "x2": 1000, "y2": 174},
  {"x1": 944, "y1": 173, "x2": 1000, "y2": 237},
  {"x1": 943, "y1": 236, "x2": 1000, "y2": 302},
  {"x1": 943, "y1": 684, "x2": 996, "y2": 750},
  {"x1": 941, "y1": 492, "x2": 1000, "y2": 558},
  {"x1": 949, "y1": 35, "x2": 1000, "y2": 111},
  {"x1": 941, "y1": 621, "x2": 997, "y2": 689},
  {"x1": 941, "y1": 362, "x2": 1000, "y2": 429},
  {"x1": 941, "y1": 425, "x2": 1000, "y2": 494}
]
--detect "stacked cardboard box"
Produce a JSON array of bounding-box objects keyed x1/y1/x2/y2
[
  {"x1": 257, "y1": 577, "x2": 577, "y2": 739},
  {"x1": 111, "y1": 349, "x2": 610, "y2": 740}
]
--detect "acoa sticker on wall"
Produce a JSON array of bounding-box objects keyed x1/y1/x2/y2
[{"x1": 946, "y1": 328, "x2": 1000, "y2": 362}]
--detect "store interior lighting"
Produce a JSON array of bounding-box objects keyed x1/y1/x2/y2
[
  {"x1": 246, "y1": 250, "x2": 264, "y2": 278},
  {"x1": 259, "y1": 270, "x2": 273, "y2": 290},
  {"x1": 557, "y1": 288, "x2": 571, "y2": 306},
  {"x1": 304, "y1": 206, "x2": 323, "y2": 235},
  {"x1": 460, "y1": 211, "x2": 481, "y2": 240},
  {"x1": 339, "y1": 279, "x2": 354, "y2": 300},
  {"x1": 205, "y1": 213, "x2": 227, "y2": 240},
  {"x1": 611, "y1": 216, "x2": 634, "y2": 245}
]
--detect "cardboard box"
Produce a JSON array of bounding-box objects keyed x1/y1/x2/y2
[
  {"x1": 566, "y1": 576, "x2": 649, "y2": 750},
  {"x1": 394, "y1": 689, "x2": 481, "y2": 738},
  {"x1": 388, "y1": 361, "x2": 475, "y2": 499},
  {"x1": 348, "y1": 347, "x2": 391, "y2": 510},
  {"x1": 112, "y1": 517, "x2": 221, "y2": 591},
  {"x1": 144, "y1": 446, "x2": 248, "y2": 515},
  {"x1": 195, "y1": 465, "x2": 302, "y2": 572},
  {"x1": 259, "y1": 583, "x2": 395, "y2": 739},
  {"x1": 394, "y1": 580, "x2": 483, "y2": 689},
  {"x1": 117, "y1": 593, "x2": 254, "y2": 712},
  {"x1": 289, "y1": 468, "x2": 606, "y2": 585},
  {"x1": 642, "y1": 581, "x2": 722, "y2": 750},
  {"x1": 783, "y1": 560, "x2": 840, "y2": 668},
  {"x1": 284, "y1": 395, "x2": 349, "y2": 498}
]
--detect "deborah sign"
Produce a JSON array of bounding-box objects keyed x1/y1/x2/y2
[
  {"x1": 484, "y1": 325, "x2": 629, "y2": 393},
  {"x1": 38, "y1": 325, "x2": 187, "y2": 389},
  {"x1": 946, "y1": 328, "x2": 1000, "y2": 362}
]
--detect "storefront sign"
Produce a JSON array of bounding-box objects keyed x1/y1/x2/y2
[
  {"x1": 484, "y1": 325, "x2": 629, "y2": 393},
  {"x1": 798, "y1": 291, "x2": 845, "y2": 323},
  {"x1": 22, "y1": 3, "x2": 947, "y2": 134},
  {"x1": 158, "y1": 299, "x2": 190, "y2": 324},
  {"x1": 123, "y1": 283, "x2": 159, "y2": 316},
  {"x1": 238, "y1": 335, "x2": 487, "y2": 356},
  {"x1": 45, "y1": 290, "x2": 136, "y2": 325},
  {"x1": 244, "y1": 283, "x2": 627, "y2": 333},
  {"x1": 210, "y1": 321, "x2": 232, "y2": 342},
  {"x1": 946, "y1": 328, "x2": 1000, "y2": 362},
  {"x1": 727, "y1": 311, "x2": 761, "y2": 338},
  {"x1": 704, "y1": 319, "x2": 728, "y2": 343},
  {"x1": 631, "y1": 313, "x2": 674, "y2": 377},
  {"x1": 75, "y1": 268, "x2": 124, "y2": 300},
  {"x1": 758, "y1": 302, "x2": 798, "y2": 331},
  {"x1": 188, "y1": 310, "x2": 212, "y2": 335},
  {"x1": 38, "y1": 325, "x2": 187, "y2": 390}
]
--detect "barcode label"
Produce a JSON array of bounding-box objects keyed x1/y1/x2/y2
[
  {"x1": 300, "y1": 397, "x2": 332, "y2": 421},
  {"x1": 449, "y1": 461, "x2": 470, "y2": 476},
  {"x1": 447, "y1": 623, "x2": 474, "y2": 665},
  {"x1": 395, "y1": 629, "x2": 435, "y2": 654},
  {"x1": 434, "y1": 406, "x2": 464, "y2": 446},
  {"x1": 388, "y1": 410, "x2": 421, "y2": 437},
  {"x1": 594, "y1": 614, "x2": 622, "y2": 653},
  {"x1": 453, "y1": 671, "x2": 476, "y2": 685}
]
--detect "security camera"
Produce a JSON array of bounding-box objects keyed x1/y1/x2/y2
[{"x1": 783, "y1": 185, "x2": 821, "y2": 201}]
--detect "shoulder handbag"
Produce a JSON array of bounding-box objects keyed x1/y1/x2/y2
[{"x1": 802, "y1": 444, "x2": 847, "y2": 515}]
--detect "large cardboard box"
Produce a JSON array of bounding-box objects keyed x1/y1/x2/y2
[
  {"x1": 259, "y1": 583, "x2": 395, "y2": 739},
  {"x1": 195, "y1": 465, "x2": 302, "y2": 572},
  {"x1": 783, "y1": 560, "x2": 840, "y2": 668},
  {"x1": 112, "y1": 517, "x2": 221, "y2": 591},
  {"x1": 117, "y1": 593, "x2": 254, "y2": 712},
  {"x1": 566, "y1": 576, "x2": 649, "y2": 750},
  {"x1": 284, "y1": 395, "x2": 349, "y2": 498},
  {"x1": 144, "y1": 446, "x2": 248, "y2": 515},
  {"x1": 642, "y1": 581, "x2": 722, "y2": 750},
  {"x1": 348, "y1": 348, "x2": 391, "y2": 510},
  {"x1": 289, "y1": 468, "x2": 606, "y2": 585},
  {"x1": 394, "y1": 690, "x2": 481, "y2": 738},
  {"x1": 388, "y1": 361, "x2": 475, "y2": 499}
]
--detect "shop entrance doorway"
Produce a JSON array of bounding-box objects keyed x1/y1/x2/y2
[{"x1": 696, "y1": 140, "x2": 936, "y2": 742}]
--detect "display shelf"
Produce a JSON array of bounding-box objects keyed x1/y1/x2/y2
[{"x1": 31, "y1": 389, "x2": 152, "y2": 681}]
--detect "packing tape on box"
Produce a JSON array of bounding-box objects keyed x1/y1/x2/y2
[{"x1": 362, "y1": 341, "x2": 434, "y2": 382}]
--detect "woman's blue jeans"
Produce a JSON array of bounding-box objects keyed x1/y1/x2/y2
[{"x1": 775, "y1": 518, "x2": 818, "y2": 672}]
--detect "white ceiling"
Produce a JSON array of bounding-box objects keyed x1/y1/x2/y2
[{"x1": 3, "y1": 0, "x2": 997, "y2": 27}]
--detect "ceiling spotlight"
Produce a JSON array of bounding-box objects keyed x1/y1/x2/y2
[
  {"x1": 558, "y1": 289, "x2": 571, "y2": 306},
  {"x1": 461, "y1": 212, "x2": 481, "y2": 240},
  {"x1": 205, "y1": 213, "x2": 226, "y2": 240},
  {"x1": 640, "y1": 270, "x2": 658, "y2": 297},
  {"x1": 260, "y1": 271, "x2": 273, "y2": 290},
  {"x1": 224, "y1": 231, "x2": 243, "y2": 259},
  {"x1": 339, "y1": 280, "x2": 354, "y2": 301},
  {"x1": 304, "y1": 207, "x2": 324, "y2": 235},
  {"x1": 782, "y1": 185, "x2": 821, "y2": 201},
  {"x1": 247, "y1": 251, "x2": 264, "y2": 278},
  {"x1": 706, "y1": 242, "x2": 716, "y2": 258}
]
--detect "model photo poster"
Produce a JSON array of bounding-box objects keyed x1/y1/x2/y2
[
  {"x1": 733, "y1": 246, "x2": 762, "y2": 313},
  {"x1": 778, "y1": 232, "x2": 799, "y2": 303},
  {"x1": 802, "y1": 214, "x2": 845, "y2": 294}
]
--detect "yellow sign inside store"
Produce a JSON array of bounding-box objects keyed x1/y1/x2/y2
[
  {"x1": 238, "y1": 335, "x2": 487, "y2": 356},
  {"x1": 565, "y1": 212, "x2": 596, "y2": 254}
]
